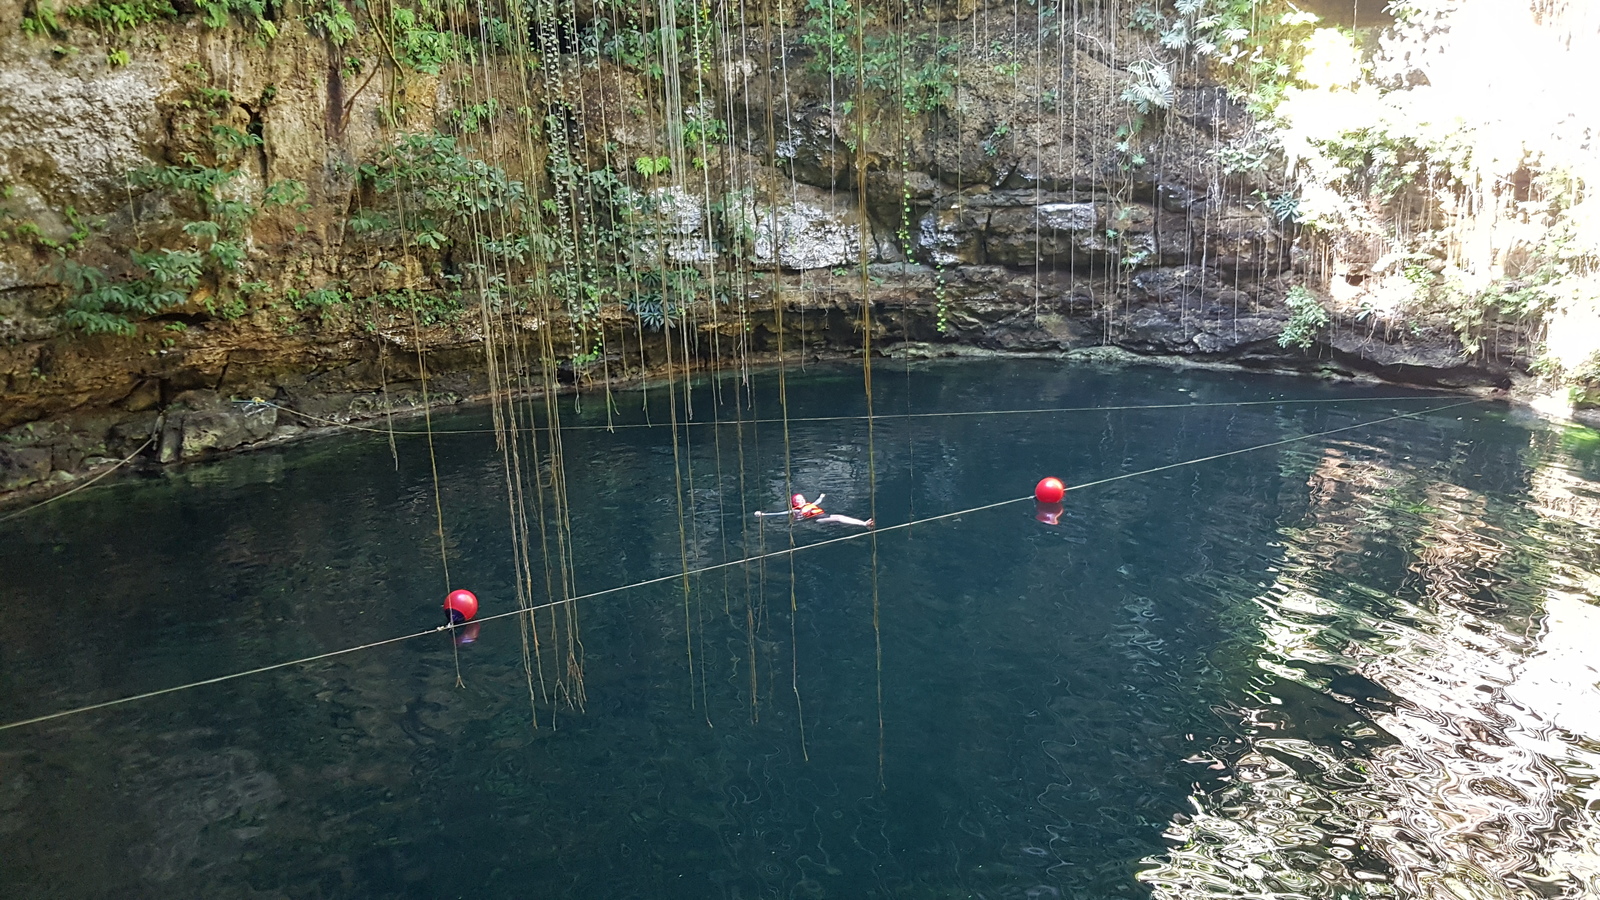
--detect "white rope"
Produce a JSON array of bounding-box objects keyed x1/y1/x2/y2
[
  {"x1": 258, "y1": 393, "x2": 1465, "y2": 437},
  {"x1": 0, "y1": 438, "x2": 154, "y2": 525},
  {"x1": 0, "y1": 398, "x2": 1477, "y2": 732}
]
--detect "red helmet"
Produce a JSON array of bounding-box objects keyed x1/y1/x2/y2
[{"x1": 791, "y1": 493, "x2": 806, "y2": 509}]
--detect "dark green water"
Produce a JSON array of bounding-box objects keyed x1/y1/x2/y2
[{"x1": 5, "y1": 359, "x2": 1600, "y2": 900}]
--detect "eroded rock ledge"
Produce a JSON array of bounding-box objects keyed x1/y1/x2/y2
[
  {"x1": 0, "y1": 264, "x2": 1509, "y2": 505},
  {"x1": 0, "y1": 4, "x2": 1529, "y2": 506}
]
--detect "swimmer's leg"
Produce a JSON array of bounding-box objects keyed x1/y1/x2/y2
[{"x1": 817, "y1": 514, "x2": 873, "y2": 528}]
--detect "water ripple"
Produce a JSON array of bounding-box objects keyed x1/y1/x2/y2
[{"x1": 1141, "y1": 438, "x2": 1600, "y2": 900}]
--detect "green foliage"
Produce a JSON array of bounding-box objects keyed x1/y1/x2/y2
[
  {"x1": 57, "y1": 75, "x2": 295, "y2": 336},
  {"x1": 1120, "y1": 60, "x2": 1174, "y2": 116},
  {"x1": 682, "y1": 114, "x2": 728, "y2": 149},
  {"x1": 933, "y1": 273, "x2": 951, "y2": 334},
  {"x1": 287, "y1": 286, "x2": 348, "y2": 311},
  {"x1": 358, "y1": 133, "x2": 528, "y2": 242},
  {"x1": 450, "y1": 98, "x2": 501, "y2": 134},
  {"x1": 59, "y1": 162, "x2": 259, "y2": 334},
  {"x1": 195, "y1": 0, "x2": 277, "y2": 36},
  {"x1": 306, "y1": 0, "x2": 357, "y2": 45},
  {"x1": 262, "y1": 179, "x2": 307, "y2": 209},
  {"x1": 391, "y1": 4, "x2": 461, "y2": 74},
  {"x1": 21, "y1": 0, "x2": 62, "y2": 38},
  {"x1": 62, "y1": 0, "x2": 175, "y2": 33},
  {"x1": 634, "y1": 155, "x2": 671, "y2": 177},
  {"x1": 353, "y1": 133, "x2": 546, "y2": 323},
  {"x1": 1, "y1": 205, "x2": 90, "y2": 256},
  {"x1": 623, "y1": 268, "x2": 704, "y2": 331},
  {"x1": 1214, "y1": 139, "x2": 1274, "y2": 174},
  {"x1": 1308, "y1": 125, "x2": 1427, "y2": 203},
  {"x1": 589, "y1": 15, "x2": 657, "y2": 71},
  {"x1": 212, "y1": 296, "x2": 250, "y2": 319},
  {"x1": 1130, "y1": 3, "x2": 1165, "y2": 33},
  {"x1": 1262, "y1": 190, "x2": 1299, "y2": 223},
  {"x1": 1278, "y1": 285, "x2": 1329, "y2": 349},
  {"x1": 981, "y1": 122, "x2": 1012, "y2": 158},
  {"x1": 1129, "y1": 0, "x2": 1320, "y2": 117},
  {"x1": 801, "y1": 0, "x2": 855, "y2": 70},
  {"x1": 210, "y1": 123, "x2": 263, "y2": 155},
  {"x1": 371, "y1": 288, "x2": 467, "y2": 325},
  {"x1": 58, "y1": 0, "x2": 277, "y2": 36},
  {"x1": 59, "y1": 249, "x2": 200, "y2": 335},
  {"x1": 800, "y1": 0, "x2": 958, "y2": 116}
]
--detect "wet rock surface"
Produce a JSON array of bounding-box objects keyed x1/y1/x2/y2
[
  {"x1": 0, "y1": 5, "x2": 1521, "y2": 507},
  {"x1": 0, "y1": 446, "x2": 52, "y2": 491}
]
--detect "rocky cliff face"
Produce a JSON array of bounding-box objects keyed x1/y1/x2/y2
[{"x1": 0, "y1": 0, "x2": 1507, "y2": 500}]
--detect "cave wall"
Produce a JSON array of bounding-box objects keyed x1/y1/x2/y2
[{"x1": 0, "y1": 0, "x2": 1504, "y2": 498}]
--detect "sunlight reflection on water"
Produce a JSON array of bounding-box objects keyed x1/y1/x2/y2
[
  {"x1": 5, "y1": 361, "x2": 1600, "y2": 899},
  {"x1": 1139, "y1": 432, "x2": 1600, "y2": 900}
]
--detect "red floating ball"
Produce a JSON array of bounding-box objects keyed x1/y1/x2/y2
[
  {"x1": 1035, "y1": 477, "x2": 1066, "y2": 504},
  {"x1": 444, "y1": 589, "x2": 479, "y2": 624}
]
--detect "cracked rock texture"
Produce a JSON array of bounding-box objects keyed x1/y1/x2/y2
[{"x1": 0, "y1": 2, "x2": 1516, "y2": 504}]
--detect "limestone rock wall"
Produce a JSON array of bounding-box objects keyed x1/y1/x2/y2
[{"x1": 0, "y1": 0, "x2": 1505, "y2": 502}]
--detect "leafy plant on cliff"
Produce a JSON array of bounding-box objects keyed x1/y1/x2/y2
[
  {"x1": 1278, "y1": 285, "x2": 1329, "y2": 349},
  {"x1": 305, "y1": 0, "x2": 357, "y2": 45},
  {"x1": 60, "y1": 163, "x2": 305, "y2": 334},
  {"x1": 390, "y1": 3, "x2": 463, "y2": 74},
  {"x1": 60, "y1": 0, "x2": 176, "y2": 33},
  {"x1": 27, "y1": 0, "x2": 276, "y2": 40},
  {"x1": 800, "y1": 0, "x2": 958, "y2": 116},
  {"x1": 622, "y1": 268, "x2": 702, "y2": 332},
  {"x1": 20, "y1": 1, "x2": 62, "y2": 38},
  {"x1": 1128, "y1": 0, "x2": 1321, "y2": 116},
  {"x1": 350, "y1": 133, "x2": 547, "y2": 320},
  {"x1": 57, "y1": 73, "x2": 304, "y2": 336},
  {"x1": 60, "y1": 252, "x2": 200, "y2": 335},
  {"x1": 355, "y1": 133, "x2": 529, "y2": 252},
  {"x1": 1120, "y1": 59, "x2": 1175, "y2": 116},
  {"x1": 194, "y1": 0, "x2": 277, "y2": 37}
]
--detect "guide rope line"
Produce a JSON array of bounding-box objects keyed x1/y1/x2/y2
[
  {"x1": 0, "y1": 398, "x2": 1477, "y2": 734},
  {"x1": 0, "y1": 396, "x2": 1474, "y2": 528},
  {"x1": 247, "y1": 393, "x2": 1465, "y2": 438},
  {"x1": 0, "y1": 438, "x2": 153, "y2": 526}
]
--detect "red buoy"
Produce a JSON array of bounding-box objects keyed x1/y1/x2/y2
[
  {"x1": 444, "y1": 589, "x2": 479, "y2": 624},
  {"x1": 1035, "y1": 477, "x2": 1066, "y2": 504}
]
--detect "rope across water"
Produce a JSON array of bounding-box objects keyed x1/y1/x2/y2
[
  {"x1": 0, "y1": 394, "x2": 1461, "y2": 526},
  {"x1": 282, "y1": 392, "x2": 1455, "y2": 435},
  {"x1": 0, "y1": 398, "x2": 1478, "y2": 732}
]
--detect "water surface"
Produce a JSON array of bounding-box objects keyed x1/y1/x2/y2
[{"x1": 4, "y1": 359, "x2": 1600, "y2": 899}]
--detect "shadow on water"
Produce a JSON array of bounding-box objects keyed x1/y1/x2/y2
[{"x1": 2, "y1": 359, "x2": 1599, "y2": 899}]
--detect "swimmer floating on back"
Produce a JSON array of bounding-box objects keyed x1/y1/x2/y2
[{"x1": 754, "y1": 493, "x2": 873, "y2": 528}]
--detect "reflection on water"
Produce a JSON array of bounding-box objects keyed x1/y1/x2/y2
[
  {"x1": 3, "y1": 360, "x2": 1600, "y2": 899},
  {"x1": 1139, "y1": 428, "x2": 1600, "y2": 899}
]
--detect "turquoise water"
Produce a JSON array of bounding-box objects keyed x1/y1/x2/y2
[{"x1": 4, "y1": 359, "x2": 1600, "y2": 899}]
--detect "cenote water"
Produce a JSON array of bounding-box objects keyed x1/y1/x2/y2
[{"x1": 5, "y1": 359, "x2": 1600, "y2": 899}]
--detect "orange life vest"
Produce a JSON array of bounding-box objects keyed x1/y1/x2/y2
[{"x1": 796, "y1": 502, "x2": 824, "y2": 519}]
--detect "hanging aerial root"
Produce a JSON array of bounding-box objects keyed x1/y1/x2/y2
[{"x1": 0, "y1": 398, "x2": 1477, "y2": 734}]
